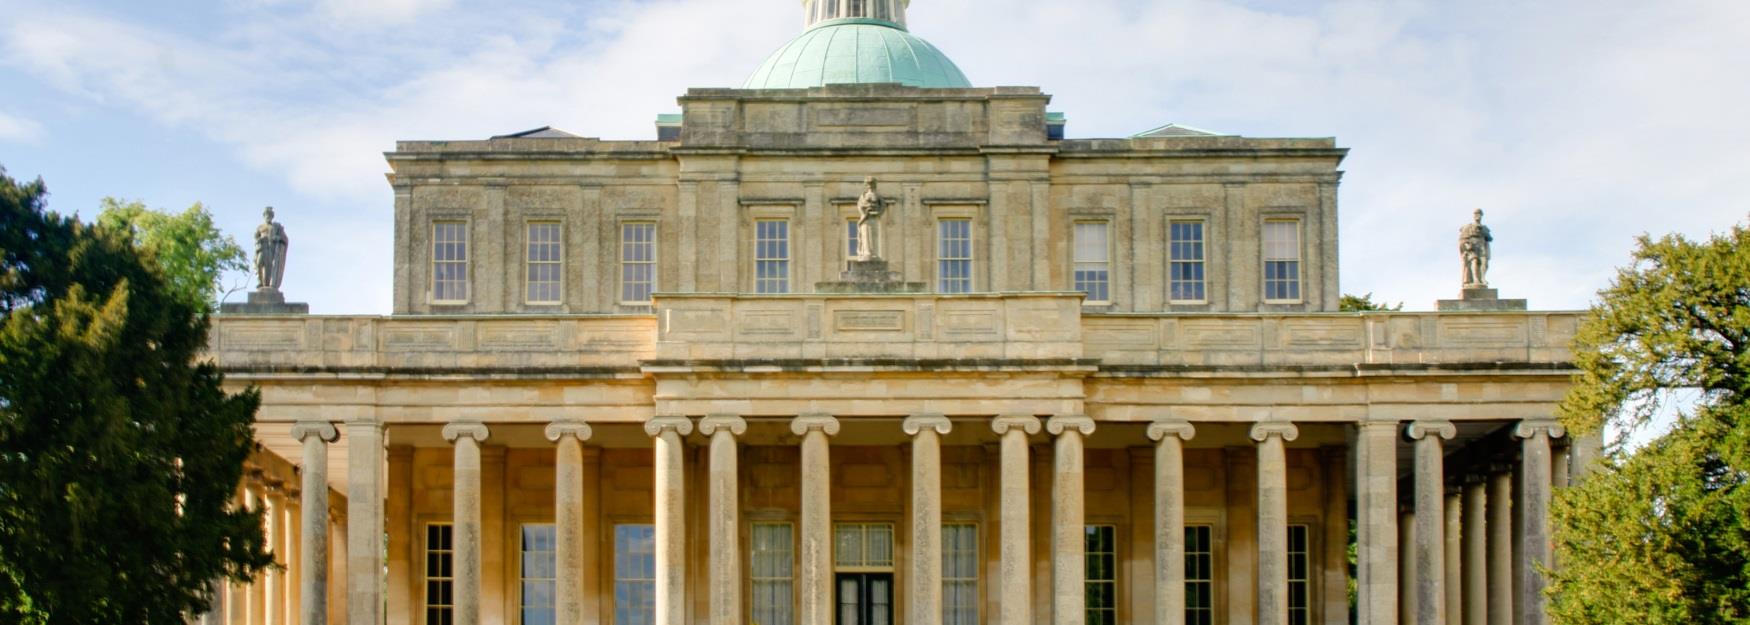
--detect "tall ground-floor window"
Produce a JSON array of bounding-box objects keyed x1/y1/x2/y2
[
  {"x1": 1085, "y1": 525, "x2": 1117, "y2": 625},
  {"x1": 751, "y1": 522, "x2": 795, "y2": 625},
  {"x1": 615, "y1": 524, "x2": 656, "y2": 625},
  {"x1": 521, "y1": 524, "x2": 557, "y2": 625},
  {"x1": 425, "y1": 523, "x2": 455, "y2": 625},
  {"x1": 1288, "y1": 524, "x2": 1310, "y2": 625},
  {"x1": 943, "y1": 524, "x2": 978, "y2": 625},
  {"x1": 1185, "y1": 525, "x2": 1214, "y2": 625}
]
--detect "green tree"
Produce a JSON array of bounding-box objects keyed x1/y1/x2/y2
[
  {"x1": 1548, "y1": 220, "x2": 1750, "y2": 624},
  {"x1": 95, "y1": 198, "x2": 247, "y2": 313},
  {"x1": 0, "y1": 168, "x2": 272, "y2": 624},
  {"x1": 1339, "y1": 292, "x2": 1403, "y2": 311}
]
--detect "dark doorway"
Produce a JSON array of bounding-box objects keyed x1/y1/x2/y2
[{"x1": 835, "y1": 572, "x2": 893, "y2": 625}]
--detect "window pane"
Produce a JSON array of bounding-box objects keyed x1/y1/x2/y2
[
  {"x1": 621, "y1": 223, "x2": 656, "y2": 303},
  {"x1": 1185, "y1": 526, "x2": 1214, "y2": 625},
  {"x1": 1073, "y1": 222, "x2": 1110, "y2": 302},
  {"x1": 1084, "y1": 526, "x2": 1116, "y2": 625},
  {"x1": 526, "y1": 222, "x2": 562, "y2": 304},
  {"x1": 756, "y1": 220, "x2": 791, "y2": 294},
  {"x1": 1169, "y1": 221, "x2": 1207, "y2": 302},
  {"x1": 615, "y1": 525, "x2": 656, "y2": 625},
  {"x1": 752, "y1": 523, "x2": 795, "y2": 625},
  {"x1": 1263, "y1": 220, "x2": 1301, "y2": 301},
  {"x1": 432, "y1": 222, "x2": 468, "y2": 302},
  {"x1": 522, "y1": 524, "x2": 557, "y2": 625},
  {"x1": 937, "y1": 219, "x2": 972, "y2": 294},
  {"x1": 1288, "y1": 525, "x2": 1309, "y2": 625},
  {"x1": 426, "y1": 524, "x2": 455, "y2": 625},
  {"x1": 943, "y1": 524, "x2": 978, "y2": 625}
]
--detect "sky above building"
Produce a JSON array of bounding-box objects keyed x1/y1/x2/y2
[{"x1": 1, "y1": 0, "x2": 1747, "y2": 314}]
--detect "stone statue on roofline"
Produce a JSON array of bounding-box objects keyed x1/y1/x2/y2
[
  {"x1": 855, "y1": 177, "x2": 887, "y2": 262},
  {"x1": 255, "y1": 206, "x2": 289, "y2": 292},
  {"x1": 1459, "y1": 208, "x2": 1492, "y2": 288}
]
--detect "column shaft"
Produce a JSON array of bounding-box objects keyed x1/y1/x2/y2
[
  {"x1": 294, "y1": 423, "x2": 338, "y2": 625},
  {"x1": 1252, "y1": 422, "x2": 1298, "y2": 625},
  {"x1": 271, "y1": 487, "x2": 289, "y2": 625},
  {"x1": 1516, "y1": 421, "x2": 1564, "y2": 625},
  {"x1": 906, "y1": 414, "x2": 952, "y2": 625},
  {"x1": 443, "y1": 422, "x2": 489, "y2": 625},
  {"x1": 1410, "y1": 421, "x2": 1456, "y2": 625},
  {"x1": 345, "y1": 421, "x2": 384, "y2": 625},
  {"x1": 1462, "y1": 479, "x2": 1487, "y2": 625},
  {"x1": 252, "y1": 482, "x2": 270, "y2": 625},
  {"x1": 993, "y1": 416, "x2": 1041, "y2": 625},
  {"x1": 701, "y1": 416, "x2": 746, "y2": 625},
  {"x1": 1445, "y1": 492, "x2": 1462, "y2": 625},
  {"x1": 793, "y1": 414, "x2": 840, "y2": 625},
  {"x1": 1355, "y1": 422, "x2": 1399, "y2": 625},
  {"x1": 1047, "y1": 415, "x2": 1095, "y2": 625},
  {"x1": 1400, "y1": 511, "x2": 1417, "y2": 625},
  {"x1": 1149, "y1": 421, "x2": 1195, "y2": 625},
  {"x1": 1485, "y1": 470, "x2": 1512, "y2": 625},
  {"x1": 646, "y1": 417, "x2": 692, "y2": 625},
  {"x1": 546, "y1": 421, "x2": 593, "y2": 625}
]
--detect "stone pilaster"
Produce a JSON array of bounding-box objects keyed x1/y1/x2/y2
[
  {"x1": 1515, "y1": 420, "x2": 1564, "y2": 625},
  {"x1": 792, "y1": 414, "x2": 840, "y2": 625},
  {"x1": 699, "y1": 415, "x2": 746, "y2": 625},
  {"x1": 1251, "y1": 421, "x2": 1299, "y2": 625},
  {"x1": 1461, "y1": 476, "x2": 1488, "y2": 625},
  {"x1": 905, "y1": 413, "x2": 953, "y2": 625},
  {"x1": 293, "y1": 422, "x2": 339, "y2": 625},
  {"x1": 1046, "y1": 415, "x2": 1094, "y2": 625},
  {"x1": 1408, "y1": 420, "x2": 1456, "y2": 625},
  {"x1": 991, "y1": 415, "x2": 1041, "y2": 625},
  {"x1": 1485, "y1": 468, "x2": 1512, "y2": 625},
  {"x1": 645, "y1": 416, "x2": 693, "y2": 625},
  {"x1": 1355, "y1": 421, "x2": 1399, "y2": 625},
  {"x1": 1147, "y1": 419, "x2": 1195, "y2": 625},
  {"x1": 544, "y1": 420, "x2": 593, "y2": 625},
  {"x1": 345, "y1": 420, "x2": 384, "y2": 625},
  {"x1": 442, "y1": 421, "x2": 490, "y2": 625}
]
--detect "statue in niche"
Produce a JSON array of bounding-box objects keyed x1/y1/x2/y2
[
  {"x1": 1459, "y1": 208, "x2": 1492, "y2": 288},
  {"x1": 254, "y1": 206, "x2": 289, "y2": 292},
  {"x1": 855, "y1": 177, "x2": 889, "y2": 262}
]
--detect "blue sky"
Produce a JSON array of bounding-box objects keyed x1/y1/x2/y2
[{"x1": 2, "y1": 0, "x2": 1747, "y2": 315}]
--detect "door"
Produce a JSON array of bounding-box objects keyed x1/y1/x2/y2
[{"x1": 835, "y1": 573, "x2": 892, "y2": 625}]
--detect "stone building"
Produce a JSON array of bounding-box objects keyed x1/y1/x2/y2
[{"x1": 205, "y1": 3, "x2": 1594, "y2": 625}]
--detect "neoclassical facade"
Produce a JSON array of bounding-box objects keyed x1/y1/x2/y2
[{"x1": 203, "y1": 3, "x2": 1593, "y2": 625}]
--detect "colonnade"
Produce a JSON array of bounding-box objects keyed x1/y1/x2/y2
[{"x1": 225, "y1": 416, "x2": 1576, "y2": 625}]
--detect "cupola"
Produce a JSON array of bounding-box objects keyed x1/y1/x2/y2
[{"x1": 743, "y1": 0, "x2": 971, "y2": 90}]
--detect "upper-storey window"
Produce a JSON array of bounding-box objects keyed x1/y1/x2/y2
[
  {"x1": 755, "y1": 220, "x2": 791, "y2": 294},
  {"x1": 938, "y1": 219, "x2": 972, "y2": 294},
  {"x1": 1170, "y1": 221, "x2": 1207, "y2": 303},
  {"x1": 845, "y1": 217, "x2": 860, "y2": 267},
  {"x1": 526, "y1": 222, "x2": 562, "y2": 304},
  {"x1": 1263, "y1": 219, "x2": 1302, "y2": 302},
  {"x1": 1073, "y1": 221, "x2": 1111, "y2": 303},
  {"x1": 621, "y1": 222, "x2": 657, "y2": 304},
  {"x1": 432, "y1": 221, "x2": 468, "y2": 303}
]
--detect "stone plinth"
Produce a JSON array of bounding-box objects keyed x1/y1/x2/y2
[
  {"x1": 1438, "y1": 287, "x2": 1526, "y2": 312},
  {"x1": 222, "y1": 289, "x2": 310, "y2": 315},
  {"x1": 815, "y1": 259, "x2": 925, "y2": 294}
]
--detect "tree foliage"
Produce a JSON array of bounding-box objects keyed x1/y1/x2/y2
[
  {"x1": 1549, "y1": 220, "x2": 1750, "y2": 624},
  {"x1": 95, "y1": 198, "x2": 246, "y2": 313},
  {"x1": 0, "y1": 168, "x2": 271, "y2": 624},
  {"x1": 1339, "y1": 292, "x2": 1404, "y2": 312}
]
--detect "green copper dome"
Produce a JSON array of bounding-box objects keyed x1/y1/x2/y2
[{"x1": 743, "y1": 18, "x2": 972, "y2": 90}]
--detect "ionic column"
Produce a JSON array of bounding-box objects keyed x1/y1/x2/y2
[
  {"x1": 1485, "y1": 467, "x2": 1512, "y2": 625},
  {"x1": 1408, "y1": 420, "x2": 1456, "y2": 625},
  {"x1": 699, "y1": 415, "x2": 747, "y2": 625},
  {"x1": 345, "y1": 420, "x2": 384, "y2": 625},
  {"x1": 1147, "y1": 419, "x2": 1195, "y2": 625},
  {"x1": 442, "y1": 422, "x2": 490, "y2": 625},
  {"x1": 1516, "y1": 420, "x2": 1564, "y2": 625},
  {"x1": 1355, "y1": 421, "x2": 1399, "y2": 625},
  {"x1": 905, "y1": 413, "x2": 953, "y2": 625},
  {"x1": 1251, "y1": 421, "x2": 1299, "y2": 625},
  {"x1": 645, "y1": 416, "x2": 693, "y2": 625},
  {"x1": 1046, "y1": 415, "x2": 1095, "y2": 625},
  {"x1": 1461, "y1": 476, "x2": 1487, "y2": 625},
  {"x1": 293, "y1": 422, "x2": 338, "y2": 625},
  {"x1": 793, "y1": 414, "x2": 840, "y2": 625},
  {"x1": 991, "y1": 415, "x2": 1042, "y2": 625},
  {"x1": 544, "y1": 421, "x2": 594, "y2": 625}
]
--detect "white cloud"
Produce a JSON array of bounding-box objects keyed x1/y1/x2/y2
[
  {"x1": 0, "y1": 110, "x2": 43, "y2": 143},
  {"x1": 3, "y1": 0, "x2": 1748, "y2": 313}
]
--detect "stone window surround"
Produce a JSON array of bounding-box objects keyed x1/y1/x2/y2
[
  {"x1": 1260, "y1": 210, "x2": 1310, "y2": 306},
  {"x1": 744, "y1": 204, "x2": 799, "y2": 295},
  {"x1": 926, "y1": 204, "x2": 984, "y2": 294},
  {"x1": 612, "y1": 210, "x2": 663, "y2": 311}
]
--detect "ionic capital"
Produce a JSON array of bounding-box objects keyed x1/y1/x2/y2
[
  {"x1": 990, "y1": 414, "x2": 1042, "y2": 436},
  {"x1": 1146, "y1": 419, "x2": 1196, "y2": 442},
  {"x1": 1249, "y1": 421, "x2": 1300, "y2": 443},
  {"x1": 1045, "y1": 414, "x2": 1095, "y2": 436},
  {"x1": 291, "y1": 421, "x2": 339, "y2": 443},
  {"x1": 441, "y1": 421, "x2": 490, "y2": 444},
  {"x1": 1405, "y1": 420, "x2": 1457, "y2": 441},
  {"x1": 790, "y1": 413, "x2": 840, "y2": 437},
  {"x1": 698, "y1": 414, "x2": 748, "y2": 437},
  {"x1": 644, "y1": 415, "x2": 694, "y2": 438},
  {"x1": 544, "y1": 420, "x2": 593, "y2": 443},
  {"x1": 902, "y1": 413, "x2": 952, "y2": 436},
  {"x1": 1514, "y1": 418, "x2": 1566, "y2": 441}
]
